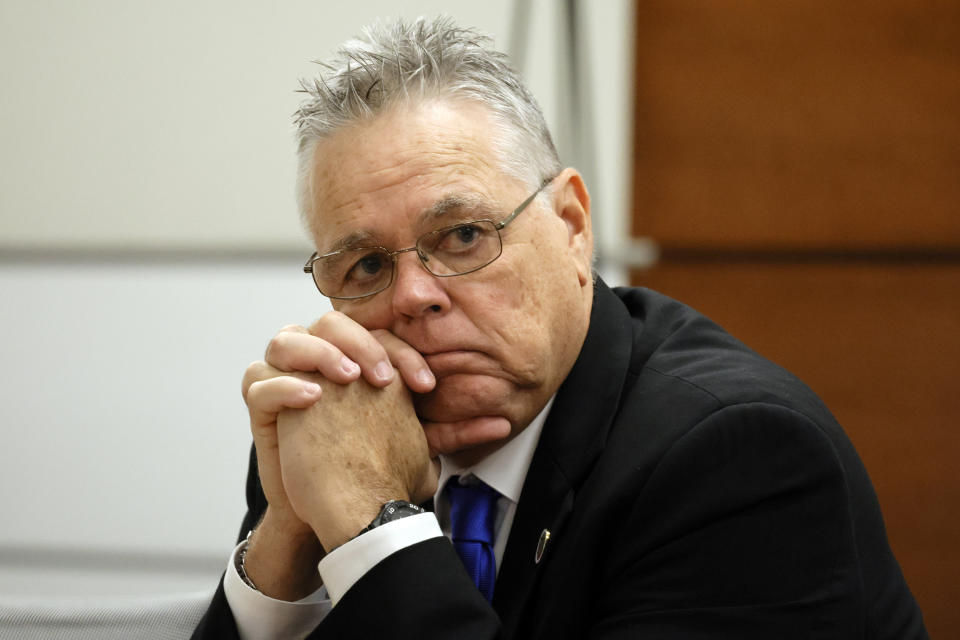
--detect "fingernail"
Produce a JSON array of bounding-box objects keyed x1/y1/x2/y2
[
  {"x1": 374, "y1": 361, "x2": 394, "y2": 381},
  {"x1": 340, "y1": 357, "x2": 360, "y2": 376},
  {"x1": 301, "y1": 381, "x2": 321, "y2": 395},
  {"x1": 416, "y1": 368, "x2": 435, "y2": 386}
]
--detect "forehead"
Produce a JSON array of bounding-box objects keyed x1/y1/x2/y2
[{"x1": 307, "y1": 100, "x2": 513, "y2": 250}]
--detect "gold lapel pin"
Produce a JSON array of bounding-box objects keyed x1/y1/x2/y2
[{"x1": 535, "y1": 529, "x2": 551, "y2": 564}]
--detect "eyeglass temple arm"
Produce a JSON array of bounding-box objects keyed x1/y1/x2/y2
[{"x1": 494, "y1": 177, "x2": 553, "y2": 231}]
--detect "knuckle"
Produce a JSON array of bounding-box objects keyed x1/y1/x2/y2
[
  {"x1": 246, "y1": 377, "x2": 291, "y2": 413},
  {"x1": 241, "y1": 361, "x2": 267, "y2": 396},
  {"x1": 266, "y1": 331, "x2": 293, "y2": 358},
  {"x1": 314, "y1": 310, "x2": 346, "y2": 331},
  {"x1": 279, "y1": 323, "x2": 306, "y2": 334},
  {"x1": 245, "y1": 379, "x2": 265, "y2": 404}
]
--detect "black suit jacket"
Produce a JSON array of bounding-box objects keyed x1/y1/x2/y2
[{"x1": 194, "y1": 280, "x2": 927, "y2": 639}]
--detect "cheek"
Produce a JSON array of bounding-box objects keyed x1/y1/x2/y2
[
  {"x1": 502, "y1": 243, "x2": 585, "y2": 359},
  {"x1": 335, "y1": 300, "x2": 393, "y2": 331},
  {"x1": 476, "y1": 266, "x2": 556, "y2": 373}
]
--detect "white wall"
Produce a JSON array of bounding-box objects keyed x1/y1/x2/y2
[
  {"x1": 0, "y1": 259, "x2": 330, "y2": 596},
  {"x1": 0, "y1": 0, "x2": 634, "y2": 598},
  {"x1": 0, "y1": 0, "x2": 560, "y2": 250}
]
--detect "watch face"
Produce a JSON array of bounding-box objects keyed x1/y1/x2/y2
[
  {"x1": 359, "y1": 500, "x2": 426, "y2": 538},
  {"x1": 378, "y1": 500, "x2": 424, "y2": 525}
]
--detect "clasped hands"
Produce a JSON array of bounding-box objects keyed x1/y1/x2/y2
[
  {"x1": 242, "y1": 311, "x2": 438, "y2": 552},
  {"x1": 242, "y1": 311, "x2": 508, "y2": 555}
]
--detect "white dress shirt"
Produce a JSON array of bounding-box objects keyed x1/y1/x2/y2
[{"x1": 224, "y1": 399, "x2": 553, "y2": 640}]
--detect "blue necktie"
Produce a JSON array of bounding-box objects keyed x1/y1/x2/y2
[{"x1": 445, "y1": 476, "x2": 500, "y2": 602}]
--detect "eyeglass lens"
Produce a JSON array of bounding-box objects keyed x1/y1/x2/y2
[{"x1": 313, "y1": 220, "x2": 503, "y2": 299}]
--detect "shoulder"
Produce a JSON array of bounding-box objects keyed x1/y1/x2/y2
[
  {"x1": 581, "y1": 286, "x2": 925, "y2": 638},
  {"x1": 611, "y1": 285, "x2": 836, "y2": 427},
  {"x1": 599, "y1": 285, "x2": 859, "y2": 497}
]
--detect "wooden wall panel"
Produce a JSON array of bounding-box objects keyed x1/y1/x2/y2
[
  {"x1": 630, "y1": 1, "x2": 960, "y2": 634},
  {"x1": 634, "y1": 263, "x2": 960, "y2": 636},
  {"x1": 632, "y1": 1, "x2": 960, "y2": 250}
]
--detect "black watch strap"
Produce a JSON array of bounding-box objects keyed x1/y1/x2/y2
[{"x1": 357, "y1": 500, "x2": 425, "y2": 537}]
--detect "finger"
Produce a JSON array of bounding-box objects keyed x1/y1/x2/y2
[
  {"x1": 278, "y1": 324, "x2": 309, "y2": 335},
  {"x1": 241, "y1": 360, "x2": 287, "y2": 400},
  {"x1": 246, "y1": 376, "x2": 323, "y2": 433},
  {"x1": 371, "y1": 329, "x2": 435, "y2": 393},
  {"x1": 265, "y1": 329, "x2": 362, "y2": 384},
  {"x1": 309, "y1": 312, "x2": 395, "y2": 386},
  {"x1": 421, "y1": 416, "x2": 512, "y2": 457}
]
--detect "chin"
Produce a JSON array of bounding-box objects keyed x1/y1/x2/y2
[{"x1": 413, "y1": 374, "x2": 520, "y2": 424}]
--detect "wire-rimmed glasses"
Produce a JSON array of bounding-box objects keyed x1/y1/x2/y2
[{"x1": 303, "y1": 178, "x2": 553, "y2": 300}]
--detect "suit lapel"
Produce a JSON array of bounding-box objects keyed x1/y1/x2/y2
[{"x1": 493, "y1": 280, "x2": 635, "y2": 636}]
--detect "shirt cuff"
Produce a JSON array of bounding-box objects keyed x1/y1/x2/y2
[
  {"x1": 318, "y1": 511, "x2": 443, "y2": 605},
  {"x1": 223, "y1": 540, "x2": 331, "y2": 640}
]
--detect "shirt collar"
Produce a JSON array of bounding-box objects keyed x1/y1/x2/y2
[{"x1": 437, "y1": 396, "x2": 554, "y2": 504}]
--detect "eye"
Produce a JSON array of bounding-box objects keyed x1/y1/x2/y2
[
  {"x1": 345, "y1": 251, "x2": 388, "y2": 283},
  {"x1": 435, "y1": 223, "x2": 485, "y2": 253}
]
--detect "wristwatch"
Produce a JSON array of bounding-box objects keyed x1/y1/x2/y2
[{"x1": 357, "y1": 500, "x2": 425, "y2": 536}]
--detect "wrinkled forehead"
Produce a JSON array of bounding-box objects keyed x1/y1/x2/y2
[
  {"x1": 319, "y1": 192, "x2": 506, "y2": 255},
  {"x1": 306, "y1": 100, "x2": 518, "y2": 251}
]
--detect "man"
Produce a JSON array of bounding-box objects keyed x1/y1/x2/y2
[{"x1": 194, "y1": 17, "x2": 927, "y2": 639}]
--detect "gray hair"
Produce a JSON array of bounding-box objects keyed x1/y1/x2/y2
[{"x1": 293, "y1": 15, "x2": 562, "y2": 222}]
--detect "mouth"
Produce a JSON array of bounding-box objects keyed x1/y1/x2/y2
[
  {"x1": 423, "y1": 350, "x2": 494, "y2": 378},
  {"x1": 415, "y1": 342, "x2": 477, "y2": 356}
]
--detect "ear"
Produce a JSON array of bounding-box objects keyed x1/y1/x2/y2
[{"x1": 552, "y1": 168, "x2": 593, "y2": 286}]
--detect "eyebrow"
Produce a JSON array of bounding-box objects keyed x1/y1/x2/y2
[
  {"x1": 321, "y1": 229, "x2": 377, "y2": 255},
  {"x1": 322, "y1": 191, "x2": 500, "y2": 254},
  {"x1": 417, "y1": 193, "x2": 498, "y2": 225}
]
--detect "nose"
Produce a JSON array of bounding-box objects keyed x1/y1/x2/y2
[{"x1": 389, "y1": 250, "x2": 451, "y2": 319}]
